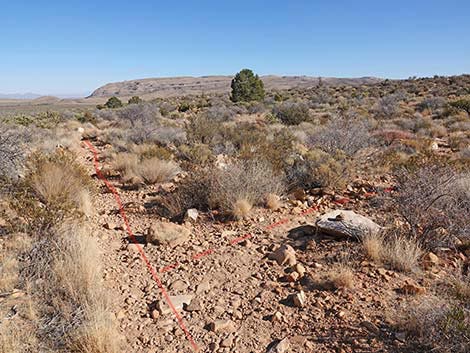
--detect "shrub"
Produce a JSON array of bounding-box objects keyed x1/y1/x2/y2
[
  {"x1": 230, "y1": 69, "x2": 265, "y2": 102},
  {"x1": 0, "y1": 123, "x2": 29, "y2": 178},
  {"x1": 22, "y1": 223, "x2": 121, "y2": 352},
  {"x1": 449, "y1": 99, "x2": 470, "y2": 116},
  {"x1": 273, "y1": 101, "x2": 310, "y2": 125},
  {"x1": 104, "y1": 96, "x2": 123, "y2": 109},
  {"x1": 133, "y1": 158, "x2": 180, "y2": 185},
  {"x1": 373, "y1": 93, "x2": 404, "y2": 118},
  {"x1": 394, "y1": 296, "x2": 469, "y2": 352},
  {"x1": 209, "y1": 159, "x2": 285, "y2": 219},
  {"x1": 9, "y1": 151, "x2": 94, "y2": 233},
  {"x1": 128, "y1": 96, "x2": 143, "y2": 104},
  {"x1": 286, "y1": 149, "x2": 348, "y2": 190},
  {"x1": 393, "y1": 166, "x2": 470, "y2": 246},
  {"x1": 307, "y1": 116, "x2": 373, "y2": 156},
  {"x1": 417, "y1": 97, "x2": 446, "y2": 114}
]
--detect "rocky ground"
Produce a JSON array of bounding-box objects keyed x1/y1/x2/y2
[{"x1": 78, "y1": 139, "x2": 459, "y2": 353}]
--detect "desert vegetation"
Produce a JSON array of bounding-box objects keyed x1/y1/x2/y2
[{"x1": 1, "y1": 73, "x2": 469, "y2": 352}]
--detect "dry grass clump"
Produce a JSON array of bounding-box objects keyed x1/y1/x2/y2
[
  {"x1": 328, "y1": 264, "x2": 355, "y2": 290},
  {"x1": 232, "y1": 198, "x2": 253, "y2": 219},
  {"x1": 265, "y1": 193, "x2": 282, "y2": 210},
  {"x1": 8, "y1": 150, "x2": 94, "y2": 232},
  {"x1": 112, "y1": 152, "x2": 139, "y2": 173},
  {"x1": 362, "y1": 232, "x2": 384, "y2": 263},
  {"x1": 392, "y1": 296, "x2": 470, "y2": 352},
  {"x1": 134, "y1": 158, "x2": 180, "y2": 184},
  {"x1": 361, "y1": 231, "x2": 422, "y2": 272},
  {"x1": 382, "y1": 234, "x2": 423, "y2": 272},
  {"x1": 209, "y1": 159, "x2": 285, "y2": 219},
  {"x1": 112, "y1": 149, "x2": 180, "y2": 186},
  {"x1": 22, "y1": 223, "x2": 121, "y2": 353}
]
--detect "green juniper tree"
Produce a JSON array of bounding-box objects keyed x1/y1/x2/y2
[{"x1": 230, "y1": 69, "x2": 265, "y2": 102}]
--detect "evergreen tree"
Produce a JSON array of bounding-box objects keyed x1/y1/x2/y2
[
  {"x1": 105, "y1": 96, "x2": 123, "y2": 109},
  {"x1": 230, "y1": 69, "x2": 265, "y2": 102}
]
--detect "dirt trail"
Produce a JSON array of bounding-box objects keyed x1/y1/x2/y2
[{"x1": 78, "y1": 140, "x2": 416, "y2": 353}]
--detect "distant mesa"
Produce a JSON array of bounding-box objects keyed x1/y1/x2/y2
[
  {"x1": 0, "y1": 92, "x2": 42, "y2": 100},
  {"x1": 88, "y1": 75, "x2": 382, "y2": 99}
]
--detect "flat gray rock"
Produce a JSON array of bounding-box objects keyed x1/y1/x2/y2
[{"x1": 316, "y1": 210, "x2": 381, "y2": 239}]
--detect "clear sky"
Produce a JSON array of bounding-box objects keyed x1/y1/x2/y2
[{"x1": 1, "y1": 0, "x2": 469, "y2": 96}]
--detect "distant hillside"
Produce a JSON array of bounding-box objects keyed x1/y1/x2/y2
[
  {"x1": 0, "y1": 92, "x2": 42, "y2": 100},
  {"x1": 89, "y1": 75, "x2": 382, "y2": 99}
]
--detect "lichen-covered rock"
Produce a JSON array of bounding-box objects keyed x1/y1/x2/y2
[{"x1": 316, "y1": 210, "x2": 381, "y2": 239}]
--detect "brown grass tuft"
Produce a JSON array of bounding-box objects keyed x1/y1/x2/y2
[
  {"x1": 232, "y1": 198, "x2": 253, "y2": 219},
  {"x1": 265, "y1": 193, "x2": 282, "y2": 210},
  {"x1": 329, "y1": 265, "x2": 355, "y2": 289}
]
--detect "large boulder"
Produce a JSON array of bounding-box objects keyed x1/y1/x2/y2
[
  {"x1": 316, "y1": 210, "x2": 381, "y2": 239},
  {"x1": 146, "y1": 221, "x2": 190, "y2": 247}
]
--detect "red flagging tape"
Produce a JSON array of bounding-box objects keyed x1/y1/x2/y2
[{"x1": 82, "y1": 140, "x2": 199, "y2": 352}]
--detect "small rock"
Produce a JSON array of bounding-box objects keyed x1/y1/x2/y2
[
  {"x1": 423, "y1": 252, "x2": 440, "y2": 269},
  {"x1": 185, "y1": 299, "x2": 202, "y2": 312},
  {"x1": 286, "y1": 271, "x2": 300, "y2": 282},
  {"x1": 196, "y1": 280, "x2": 210, "y2": 294},
  {"x1": 184, "y1": 208, "x2": 199, "y2": 222},
  {"x1": 401, "y1": 282, "x2": 426, "y2": 295},
  {"x1": 116, "y1": 310, "x2": 126, "y2": 320},
  {"x1": 294, "y1": 263, "x2": 306, "y2": 277},
  {"x1": 271, "y1": 311, "x2": 283, "y2": 323},
  {"x1": 127, "y1": 243, "x2": 141, "y2": 253},
  {"x1": 268, "y1": 337, "x2": 290, "y2": 353},
  {"x1": 268, "y1": 244, "x2": 297, "y2": 266},
  {"x1": 209, "y1": 319, "x2": 235, "y2": 333},
  {"x1": 150, "y1": 309, "x2": 160, "y2": 320},
  {"x1": 157, "y1": 295, "x2": 193, "y2": 315},
  {"x1": 361, "y1": 320, "x2": 380, "y2": 335},
  {"x1": 292, "y1": 290, "x2": 306, "y2": 308},
  {"x1": 220, "y1": 335, "x2": 234, "y2": 348},
  {"x1": 170, "y1": 280, "x2": 188, "y2": 291},
  {"x1": 104, "y1": 222, "x2": 116, "y2": 230},
  {"x1": 395, "y1": 332, "x2": 407, "y2": 342},
  {"x1": 146, "y1": 221, "x2": 190, "y2": 248}
]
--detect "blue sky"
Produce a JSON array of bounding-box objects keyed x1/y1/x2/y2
[{"x1": 1, "y1": 0, "x2": 469, "y2": 95}]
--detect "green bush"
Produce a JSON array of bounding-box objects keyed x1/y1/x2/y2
[
  {"x1": 230, "y1": 69, "x2": 265, "y2": 102},
  {"x1": 105, "y1": 96, "x2": 123, "y2": 109},
  {"x1": 449, "y1": 99, "x2": 470, "y2": 116},
  {"x1": 128, "y1": 96, "x2": 143, "y2": 104}
]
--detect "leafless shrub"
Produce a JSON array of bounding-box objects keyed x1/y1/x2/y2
[
  {"x1": 373, "y1": 93, "x2": 405, "y2": 118},
  {"x1": 307, "y1": 116, "x2": 373, "y2": 156},
  {"x1": 203, "y1": 104, "x2": 237, "y2": 121},
  {"x1": 0, "y1": 123, "x2": 30, "y2": 178},
  {"x1": 209, "y1": 159, "x2": 285, "y2": 218},
  {"x1": 152, "y1": 126, "x2": 187, "y2": 146},
  {"x1": 417, "y1": 96, "x2": 446, "y2": 114},
  {"x1": 393, "y1": 296, "x2": 470, "y2": 353},
  {"x1": 394, "y1": 166, "x2": 470, "y2": 247},
  {"x1": 286, "y1": 148, "x2": 349, "y2": 190}
]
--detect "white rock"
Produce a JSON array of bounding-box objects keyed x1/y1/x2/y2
[
  {"x1": 316, "y1": 210, "x2": 381, "y2": 239},
  {"x1": 157, "y1": 295, "x2": 193, "y2": 315},
  {"x1": 184, "y1": 208, "x2": 199, "y2": 222}
]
